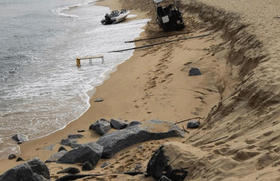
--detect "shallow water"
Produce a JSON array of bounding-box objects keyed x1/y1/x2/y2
[{"x1": 0, "y1": 0, "x2": 148, "y2": 158}]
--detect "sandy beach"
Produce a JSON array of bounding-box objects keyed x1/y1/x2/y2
[{"x1": 1, "y1": 0, "x2": 280, "y2": 180}]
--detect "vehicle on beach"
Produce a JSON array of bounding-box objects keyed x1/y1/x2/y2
[
  {"x1": 153, "y1": 0, "x2": 185, "y2": 31},
  {"x1": 101, "y1": 9, "x2": 130, "y2": 25}
]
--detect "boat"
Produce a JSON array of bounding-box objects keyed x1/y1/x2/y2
[{"x1": 101, "y1": 9, "x2": 130, "y2": 25}]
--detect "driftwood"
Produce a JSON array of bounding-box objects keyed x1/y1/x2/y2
[
  {"x1": 182, "y1": 125, "x2": 190, "y2": 133},
  {"x1": 108, "y1": 33, "x2": 211, "y2": 53},
  {"x1": 175, "y1": 117, "x2": 203, "y2": 125},
  {"x1": 125, "y1": 31, "x2": 190, "y2": 43}
]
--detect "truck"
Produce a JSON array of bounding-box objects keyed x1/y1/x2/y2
[{"x1": 153, "y1": 0, "x2": 185, "y2": 31}]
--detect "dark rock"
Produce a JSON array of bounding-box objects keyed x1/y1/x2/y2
[
  {"x1": 187, "y1": 121, "x2": 200, "y2": 129},
  {"x1": 58, "y1": 146, "x2": 67, "y2": 152},
  {"x1": 8, "y1": 154, "x2": 16, "y2": 160},
  {"x1": 110, "y1": 119, "x2": 127, "y2": 129},
  {"x1": 0, "y1": 158, "x2": 50, "y2": 181},
  {"x1": 77, "y1": 130, "x2": 85, "y2": 133},
  {"x1": 57, "y1": 167, "x2": 80, "y2": 174},
  {"x1": 11, "y1": 134, "x2": 28, "y2": 144},
  {"x1": 159, "y1": 175, "x2": 172, "y2": 181},
  {"x1": 94, "y1": 98, "x2": 104, "y2": 102},
  {"x1": 100, "y1": 162, "x2": 109, "y2": 168},
  {"x1": 146, "y1": 142, "x2": 188, "y2": 181},
  {"x1": 57, "y1": 143, "x2": 103, "y2": 166},
  {"x1": 27, "y1": 159, "x2": 50, "y2": 179},
  {"x1": 146, "y1": 146, "x2": 169, "y2": 179},
  {"x1": 189, "y1": 67, "x2": 201, "y2": 76},
  {"x1": 60, "y1": 138, "x2": 80, "y2": 148},
  {"x1": 46, "y1": 150, "x2": 67, "y2": 163},
  {"x1": 123, "y1": 171, "x2": 144, "y2": 176},
  {"x1": 16, "y1": 157, "x2": 24, "y2": 162},
  {"x1": 96, "y1": 120, "x2": 183, "y2": 158},
  {"x1": 89, "y1": 119, "x2": 111, "y2": 136},
  {"x1": 82, "y1": 161, "x2": 94, "y2": 171},
  {"x1": 128, "y1": 121, "x2": 142, "y2": 127},
  {"x1": 68, "y1": 134, "x2": 84, "y2": 139}
]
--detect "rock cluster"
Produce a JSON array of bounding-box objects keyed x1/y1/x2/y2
[
  {"x1": 7, "y1": 119, "x2": 186, "y2": 181},
  {"x1": 0, "y1": 159, "x2": 50, "y2": 181},
  {"x1": 89, "y1": 119, "x2": 111, "y2": 135},
  {"x1": 97, "y1": 121, "x2": 183, "y2": 158},
  {"x1": 57, "y1": 143, "x2": 103, "y2": 167}
]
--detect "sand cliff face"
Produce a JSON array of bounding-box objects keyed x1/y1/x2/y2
[
  {"x1": 121, "y1": 0, "x2": 280, "y2": 180},
  {"x1": 182, "y1": 1, "x2": 280, "y2": 180}
]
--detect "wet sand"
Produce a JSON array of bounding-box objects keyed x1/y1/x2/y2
[{"x1": 1, "y1": 0, "x2": 280, "y2": 180}]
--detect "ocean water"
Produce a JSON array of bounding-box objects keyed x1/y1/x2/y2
[{"x1": 0, "y1": 0, "x2": 149, "y2": 158}]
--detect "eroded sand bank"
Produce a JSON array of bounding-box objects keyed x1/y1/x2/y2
[{"x1": 1, "y1": 0, "x2": 280, "y2": 180}]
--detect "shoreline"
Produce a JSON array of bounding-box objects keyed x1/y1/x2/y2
[
  {"x1": 0, "y1": 0, "x2": 229, "y2": 176},
  {"x1": 0, "y1": 0, "x2": 149, "y2": 173},
  {"x1": 0, "y1": 0, "x2": 148, "y2": 161},
  {"x1": 2, "y1": 0, "x2": 280, "y2": 180}
]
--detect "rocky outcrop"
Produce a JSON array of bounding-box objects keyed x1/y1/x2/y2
[
  {"x1": 110, "y1": 119, "x2": 127, "y2": 129},
  {"x1": 97, "y1": 120, "x2": 184, "y2": 158},
  {"x1": 147, "y1": 142, "x2": 190, "y2": 181},
  {"x1": 57, "y1": 143, "x2": 103, "y2": 167},
  {"x1": 146, "y1": 142, "x2": 215, "y2": 181},
  {"x1": 0, "y1": 158, "x2": 50, "y2": 181},
  {"x1": 89, "y1": 119, "x2": 111, "y2": 136}
]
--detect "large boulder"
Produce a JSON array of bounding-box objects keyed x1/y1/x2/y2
[
  {"x1": 146, "y1": 143, "x2": 189, "y2": 181},
  {"x1": 57, "y1": 143, "x2": 103, "y2": 167},
  {"x1": 0, "y1": 158, "x2": 50, "y2": 181},
  {"x1": 147, "y1": 142, "x2": 209, "y2": 181},
  {"x1": 97, "y1": 120, "x2": 184, "y2": 158},
  {"x1": 89, "y1": 119, "x2": 111, "y2": 136},
  {"x1": 110, "y1": 119, "x2": 127, "y2": 130}
]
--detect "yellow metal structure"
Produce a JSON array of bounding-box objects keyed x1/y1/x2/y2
[{"x1": 76, "y1": 55, "x2": 104, "y2": 67}]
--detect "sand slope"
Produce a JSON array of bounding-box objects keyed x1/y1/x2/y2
[{"x1": 1, "y1": 0, "x2": 280, "y2": 180}]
